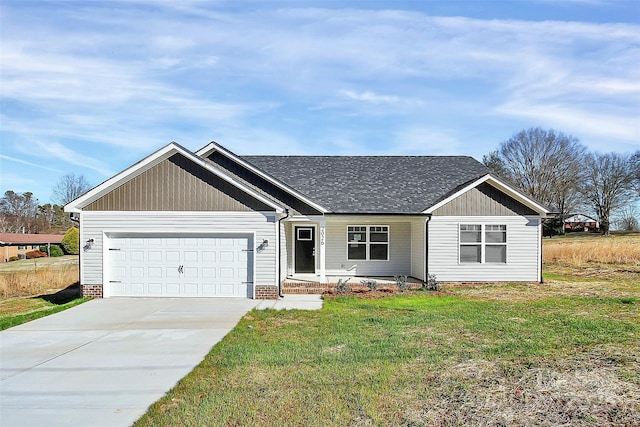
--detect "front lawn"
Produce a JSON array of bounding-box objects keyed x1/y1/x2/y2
[{"x1": 136, "y1": 282, "x2": 639, "y2": 426}]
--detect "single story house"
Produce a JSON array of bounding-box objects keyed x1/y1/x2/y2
[
  {"x1": 65, "y1": 142, "x2": 551, "y2": 299},
  {"x1": 564, "y1": 214, "x2": 599, "y2": 232},
  {"x1": 0, "y1": 233, "x2": 64, "y2": 263}
]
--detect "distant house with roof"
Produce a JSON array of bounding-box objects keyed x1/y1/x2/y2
[
  {"x1": 564, "y1": 214, "x2": 599, "y2": 233},
  {"x1": 0, "y1": 233, "x2": 65, "y2": 263}
]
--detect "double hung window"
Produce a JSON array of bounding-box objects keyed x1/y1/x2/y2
[
  {"x1": 347, "y1": 226, "x2": 389, "y2": 261},
  {"x1": 459, "y1": 224, "x2": 506, "y2": 263}
]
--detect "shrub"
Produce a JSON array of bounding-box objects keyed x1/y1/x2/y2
[
  {"x1": 423, "y1": 274, "x2": 440, "y2": 291},
  {"x1": 394, "y1": 275, "x2": 409, "y2": 292},
  {"x1": 49, "y1": 245, "x2": 64, "y2": 257},
  {"x1": 360, "y1": 279, "x2": 378, "y2": 291},
  {"x1": 8, "y1": 256, "x2": 19, "y2": 262},
  {"x1": 25, "y1": 250, "x2": 48, "y2": 259},
  {"x1": 61, "y1": 227, "x2": 80, "y2": 255},
  {"x1": 334, "y1": 278, "x2": 352, "y2": 294}
]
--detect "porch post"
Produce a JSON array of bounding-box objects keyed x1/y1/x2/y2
[{"x1": 318, "y1": 219, "x2": 327, "y2": 283}]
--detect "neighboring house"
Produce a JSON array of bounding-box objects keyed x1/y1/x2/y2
[
  {"x1": 564, "y1": 214, "x2": 599, "y2": 232},
  {"x1": 64, "y1": 142, "x2": 551, "y2": 299},
  {"x1": 0, "y1": 233, "x2": 64, "y2": 263}
]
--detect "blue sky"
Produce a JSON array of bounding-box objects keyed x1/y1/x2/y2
[{"x1": 1, "y1": 0, "x2": 639, "y2": 204}]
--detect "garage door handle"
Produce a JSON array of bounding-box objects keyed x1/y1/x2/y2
[
  {"x1": 178, "y1": 265, "x2": 184, "y2": 274},
  {"x1": 110, "y1": 280, "x2": 122, "y2": 283}
]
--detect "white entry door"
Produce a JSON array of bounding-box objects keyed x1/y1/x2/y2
[{"x1": 108, "y1": 235, "x2": 253, "y2": 297}]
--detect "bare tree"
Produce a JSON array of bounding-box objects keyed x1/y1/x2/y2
[
  {"x1": 52, "y1": 174, "x2": 92, "y2": 205},
  {"x1": 490, "y1": 127, "x2": 587, "y2": 225},
  {"x1": 582, "y1": 152, "x2": 637, "y2": 236},
  {"x1": 630, "y1": 151, "x2": 640, "y2": 196},
  {"x1": 614, "y1": 205, "x2": 639, "y2": 232},
  {"x1": 0, "y1": 191, "x2": 40, "y2": 233}
]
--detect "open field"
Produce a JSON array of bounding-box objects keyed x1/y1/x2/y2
[
  {"x1": 136, "y1": 234, "x2": 639, "y2": 426},
  {"x1": 0, "y1": 256, "x2": 84, "y2": 330}
]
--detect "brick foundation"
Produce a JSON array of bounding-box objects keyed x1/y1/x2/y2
[
  {"x1": 254, "y1": 285, "x2": 279, "y2": 300},
  {"x1": 82, "y1": 284, "x2": 103, "y2": 298},
  {"x1": 281, "y1": 281, "x2": 425, "y2": 295}
]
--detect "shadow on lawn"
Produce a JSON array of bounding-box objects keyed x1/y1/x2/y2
[{"x1": 33, "y1": 282, "x2": 82, "y2": 305}]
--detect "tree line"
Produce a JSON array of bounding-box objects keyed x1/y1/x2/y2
[
  {"x1": 483, "y1": 127, "x2": 640, "y2": 235},
  {"x1": 0, "y1": 174, "x2": 91, "y2": 234}
]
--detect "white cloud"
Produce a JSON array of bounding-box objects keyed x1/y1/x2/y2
[
  {"x1": 30, "y1": 142, "x2": 115, "y2": 177},
  {"x1": 0, "y1": 1, "x2": 638, "y2": 173},
  {"x1": 0, "y1": 155, "x2": 63, "y2": 173}
]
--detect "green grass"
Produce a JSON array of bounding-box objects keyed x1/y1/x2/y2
[
  {"x1": 135, "y1": 286, "x2": 639, "y2": 426},
  {"x1": 0, "y1": 296, "x2": 88, "y2": 330}
]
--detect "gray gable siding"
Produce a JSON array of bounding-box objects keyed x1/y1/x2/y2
[
  {"x1": 206, "y1": 152, "x2": 323, "y2": 215},
  {"x1": 84, "y1": 154, "x2": 273, "y2": 212},
  {"x1": 432, "y1": 182, "x2": 538, "y2": 216},
  {"x1": 242, "y1": 155, "x2": 491, "y2": 214}
]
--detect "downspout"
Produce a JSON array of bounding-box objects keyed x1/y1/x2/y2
[
  {"x1": 277, "y1": 209, "x2": 290, "y2": 298},
  {"x1": 424, "y1": 215, "x2": 431, "y2": 283}
]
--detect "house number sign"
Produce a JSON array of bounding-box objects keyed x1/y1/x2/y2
[{"x1": 320, "y1": 227, "x2": 325, "y2": 245}]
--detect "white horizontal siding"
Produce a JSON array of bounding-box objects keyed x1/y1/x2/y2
[
  {"x1": 428, "y1": 215, "x2": 541, "y2": 282},
  {"x1": 324, "y1": 219, "x2": 411, "y2": 277},
  {"x1": 80, "y1": 211, "x2": 277, "y2": 288}
]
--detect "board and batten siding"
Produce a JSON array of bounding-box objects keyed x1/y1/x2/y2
[
  {"x1": 80, "y1": 211, "x2": 278, "y2": 288},
  {"x1": 84, "y1": 154, "x2": 273, "y2": 212},
  {"x1": 428, "y1": 215, "x2": 541, "y2": 282},
  {"x1": 432, "y1": 182, "x2": 538, "y2": 217},
  {"x1": 324, "y1": 219, "x2": 412, "y2": 277}
]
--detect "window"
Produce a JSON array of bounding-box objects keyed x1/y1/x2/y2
[
  {"x1": 18, "y1": 245, "x2": 26, "y2": 250},
  {"x1": 459, "y1": 224, "x2": 506, "y2": 263},
  {"x1": 347, "y1": 226, "x2": 389, "y2": 261},
  {"x1": 297, "y1": 228, "x2": 313, "y2": 241}
]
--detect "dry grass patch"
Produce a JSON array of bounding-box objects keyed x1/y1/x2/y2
[
  {"x1": 544, "y1": 233, "x2": 640, "y2": 267},
  {"x1": 0, "y1": 265, "x2": 79, "y2": 299},
  {"x1": 0, "y1": 257, "x2": 84, "y2": 329}
]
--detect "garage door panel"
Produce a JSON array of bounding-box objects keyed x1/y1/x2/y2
[
  {"x1": 165, "y1": 283, "x2": 180, "y2": 296},
  {"x1": 148, "y1": 283, "x2": 162, "y2": 295},
  {"x1": 183, "y1": 267, "x2": 198, "y2": 278},
  {"x1": 109, "y1": 235, "x2": 252, "y2": 297},
  {"x1": 202, "y1": 267, "x2": 216, "y2": 278},
  {"x1": 166, "y1": 251, "x2": 180, "y2": 262},
  {"x1": 183, "y1": 283, "x2": 198, "y2": 296},
  {"x1": 148, "y1": 267, "x2": 162, "y2": 278},
  {"x1": 148, "y1": 251, "x2": 162, "y2": 262},
  {"x1": 202, "y1": 284, "x2": 216, "y2": 296}
]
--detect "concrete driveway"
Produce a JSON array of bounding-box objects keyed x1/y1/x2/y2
[{"x1": 0, "y1": 296, "x2": 321, "y2": 427}]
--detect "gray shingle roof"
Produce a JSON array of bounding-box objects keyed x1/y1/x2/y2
[{"x1": 240, "y1": 155, "x2": 490, "y2": 214}]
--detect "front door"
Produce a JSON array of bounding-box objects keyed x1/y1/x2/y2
[{"x1": 295, "y1": 227, "x2": 315, "y2": 273}]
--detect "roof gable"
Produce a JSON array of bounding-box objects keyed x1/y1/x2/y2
[
  {"x1": 84, "y1": 154, "x2": 274, "y2": 212},
  {"x1": 65, "y1": 143, "x2": 285, "y2": 213}
]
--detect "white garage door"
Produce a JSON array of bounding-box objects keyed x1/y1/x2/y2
[{"x1": 108, "y1": 235, "x2": 253, "y2": 297}]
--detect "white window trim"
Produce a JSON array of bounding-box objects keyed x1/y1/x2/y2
[
  {"x1": 458, "y1": 224, "x2": 507, "y2": 264},
  {"x1": 347, "y1": 225, "x2": 390, "y2": 261}
]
